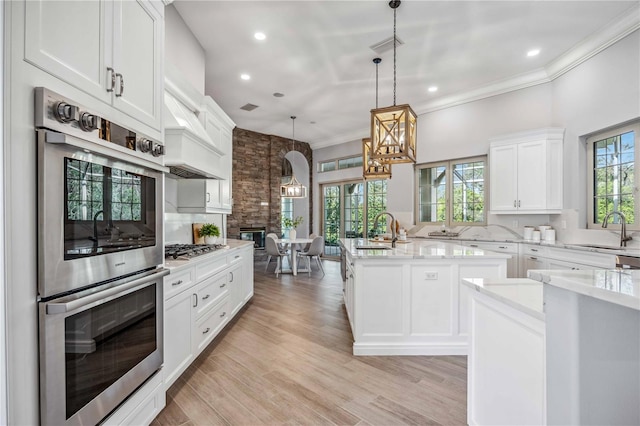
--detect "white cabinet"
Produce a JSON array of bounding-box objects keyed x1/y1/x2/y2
[
  {"x1": 163, "y1": 246, "x2": 253, "y2": 390},
  {"x1": 463, "y1": 241, "x2": 519, "y2": 278},
  {"x1": 519, "y1": 244, "x2": 616, "y2": 277},
  {"x1": 200, "y1": 97, "x2": 235, "y2": 213},
  {"x1": 177, "y1": 179, "x2": 223, "y2": 212},
  {"x1": 24, "y1": 0, "x2": 164, "y2": 131},
  {"x1": 489, "y1": 128, "x2": 564, "y2": 214}
]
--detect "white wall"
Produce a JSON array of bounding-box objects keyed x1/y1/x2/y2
[
  {"x1": 0, "y1": 2, "x2": 6, "y2": 424},
  {"x1": 314, "y1": 30, "x2": 640, "y2": 245},
  {"x1": 165, "y1": 5, "x2": 206, "y2": 94}
]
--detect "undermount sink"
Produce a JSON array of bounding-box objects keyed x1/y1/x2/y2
[{"x1": 355, "y1": 245, "x2": 392, "y2": 250}]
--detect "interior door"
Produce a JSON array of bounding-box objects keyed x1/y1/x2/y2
[{"x1": 344, "y1": 183, "x2": 364, "y2": 239}]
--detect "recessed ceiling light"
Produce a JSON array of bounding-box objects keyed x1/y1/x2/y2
[
  {"x1": 240, "y1": 74, "x2": 251, "y2": 81},
  {"x1": 428, "y1": 86, "x2": 438, "y2": 93},
  {"x1": 254, "y1": 32, "x2": 266, "y2": 41},
  {"x1": 527, "y1": 49, "x2": 540, "y2": 57},
  {"x1": 310, "y1": 121, "x2": 316, "y2": 124},
  {"x1": 273, "y1": 92, "x2": 285, "y2": 98}
]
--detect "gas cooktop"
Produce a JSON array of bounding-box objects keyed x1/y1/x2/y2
[{"x1": 165, "y1": 244, "x2": 226, "y2": 260}]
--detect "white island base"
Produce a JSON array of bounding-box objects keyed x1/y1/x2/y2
[{"x1": 342, "y1": 239, "x2": 509, "y2": 356}]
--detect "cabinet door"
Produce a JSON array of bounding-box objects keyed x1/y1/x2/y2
[
  {"x1": 25, "y1": 0, "x2": 112, "y2": 104},
  {"x1": 228, "y1": 262, "x2": 244, "y2": 315},
  {"x1": 521, "y1": 256, "x2": 548, "y2": 277},
  {"x1": 242, "y1": 248, "x2": 254, "y2": 304},
  {"x1": 112, "y1": 0, "x2": 163, "y2": 130},
  {"x1": 517, "y1": 140, "x2": 547, "y2": 211},
  {"x1": 205, "y1": 180, "x2": 222, "y2": 209},
  {"x1": 163, "y1": 290, "x2": 194, "y2": 389},
  {"x1": 490, "y1": 144, "x2": 518, "y2": 211}
]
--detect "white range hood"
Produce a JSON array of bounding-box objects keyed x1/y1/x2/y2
[{"x1": 163, "y1": 77, "x2": 223, "y2": 179}]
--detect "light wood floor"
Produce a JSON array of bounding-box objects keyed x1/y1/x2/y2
[{"x1": 152, "y1": 258, "x2": 467, "y2": 426}]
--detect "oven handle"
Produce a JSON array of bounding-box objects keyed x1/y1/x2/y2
[{"x1": 46, "y1": 269, "x2": 169, "y2": 314}]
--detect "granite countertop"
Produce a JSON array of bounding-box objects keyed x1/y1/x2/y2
[
  {"x1": 528, "y1": 269, "x2": 640, "y2": 311},
  {"x1": 462, "y1": 278, "x2": 544, "y2": 320},
  {"x1": 164, "y1": 239, "x2": 254, "y2": 271},
  {"x1": 340, "y1": 238, "x2": 512, "y2": 260}
]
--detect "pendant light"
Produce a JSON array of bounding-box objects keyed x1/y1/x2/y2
[
  {"x1": 364, "y1": 57, "x2": 392, "y2": 180},
  {"x1": 280, "y1": 116, "x2": 308, "y2": 198},
  {"x1": 370, "y1": 0, "x2": 417, "y2": 164}
]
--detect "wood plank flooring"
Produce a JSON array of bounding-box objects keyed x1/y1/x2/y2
[{"x1": 152, "y1": 258, "x2": 467, "y2": 425}]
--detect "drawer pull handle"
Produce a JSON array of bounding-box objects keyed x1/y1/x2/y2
[
  {"x1": 193, "y1": 294, "x2": 198, "y2": 308},
  {"x1": 202, "y1": 327, "x2": 210, "y2": 334},
  {"x1": 531, "y1": 248, "x2": 538, "y2": 252},
  {"x1": 220, "y1": 283, "x2": 226, "y2": 288},
  {"x1": 530, "y1": 257, "x2": 538, "y2": 260},
  {"x1": 171, "y1": 280, "x2": 183, "y2": 286},
  {"x1": 498, "y1": 246, "x2": 507, "y2": 249},
  {"x1": 470, "y1": 244, "x2": 478, "y2": 248},
  {"x1": 220, "y1": 311, "x2": 226, "y2": 318},
  {"x1": 235, "y1": 255, "x2": 240, "y2": 259},
  {"x1": 202, "y1": 294, "x2": 210, "y2": 300},
  {"x1": 229, "y1": 272, "x2": 234, "y2": 282}
]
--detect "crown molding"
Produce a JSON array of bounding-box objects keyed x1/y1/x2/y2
[{"x1": 545, "y1": 3, "x2": 640, "y2": 81}]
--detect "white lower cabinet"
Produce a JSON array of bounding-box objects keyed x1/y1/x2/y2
[
  {"x1": 163, "y1": 246, "x2": 253, "y2": 391},
  {"x1": 464, "y1": 241, "x2": 519, "y2": 278},
  {"x1": 519, "y1": 243, "x2": 616, "y2": 277}
]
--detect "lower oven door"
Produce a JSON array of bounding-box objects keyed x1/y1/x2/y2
[{"x1": 39, "y1": 268, "x2": 168, "y2": 426}]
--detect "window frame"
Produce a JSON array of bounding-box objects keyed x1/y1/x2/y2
[
  {"x1": 586, "y1": 121, "x2": 640, "y2": 230},
  {"x1": 317, "y1": 154, "x2": 363, "y2": 173},
  {"x1": 415, "y1": 155, "x2": 488, "y2": 227}
]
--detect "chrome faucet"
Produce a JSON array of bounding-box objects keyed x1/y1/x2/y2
[
  {"x1": 373, "y1": 211, "x2": 397, "y2": 248},
  {"x1": 602, "y1": 211, "x2": 632, "y2": 247}
]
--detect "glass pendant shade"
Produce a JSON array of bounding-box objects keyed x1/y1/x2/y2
[
  {"x1": 280, "y1": 174, "x2": 308, "y2": 198},
  {"x1": 363, "y1": 138, "x2": 391, "y2": 179},
  {"x1": 370, "y1": 103, "x2": 417, "y2": 164}
]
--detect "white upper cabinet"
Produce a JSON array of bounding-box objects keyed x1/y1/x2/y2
[
  {"x1": 25, "y1": 0, "x2": 163, "y2": 132},
  {"x1": 489, "y1": 128, "x2": 564, "y2": 214}
]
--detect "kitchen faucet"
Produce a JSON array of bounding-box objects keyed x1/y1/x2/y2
[
  {"x1": 373, "y1": 211, "x2": 398, "y2": 248},
  {"x1": 602, "y1": 211, "x2": 632, "y2": 247}
]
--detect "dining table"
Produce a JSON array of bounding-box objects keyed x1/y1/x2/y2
[{"x1": 274, "y1": 238, "x2": 314, "y2": 276}]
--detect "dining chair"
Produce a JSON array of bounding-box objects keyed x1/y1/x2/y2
[
  {"x1": 265, "y1": 235, "x2": 288, "y2": 276},
  {"x1": 297, "y1": 236, "x2": 325, "y2": 276}
]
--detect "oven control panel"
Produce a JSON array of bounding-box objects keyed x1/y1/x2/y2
[{"x1": 35, "y1": 87, "x2": 165, "y2": 165}]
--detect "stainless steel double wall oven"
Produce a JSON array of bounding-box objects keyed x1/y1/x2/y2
[{"x1": 35, "y1": 87, "x2": 168, "y2": 425}]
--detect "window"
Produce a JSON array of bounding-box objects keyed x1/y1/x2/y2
[
  {"x1": 280, "y1": 178, "x2": 294, "y2": 237},
  {"x1": 416, "y1": 156, "x2": 486, "y2": 226},
  {"x1": 318, "y1": 155, "x2": 363, "y2": 173},
  {"x1": 320, "y1": 179, "x2": 387, "y2": 257},
  {"x1": 587, "y1": 121, "x2": 639, "y2": 229}
]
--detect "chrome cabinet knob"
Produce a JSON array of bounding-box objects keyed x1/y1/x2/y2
[{"x1": 53, "y1": 102, "x2": 79, "y2": 123}]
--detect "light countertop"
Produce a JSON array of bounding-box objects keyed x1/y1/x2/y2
[
  {"x1": 164, "y1": 239, "x2": 254, "y2": 271},
  {"x1": 462, "y1": 278, "x2": 544, "y2": 320},
  {"x1": 528, "y1": 269, "x2": 640, "y2": 311},
  {"x1": 340, "y1": 238, "x2": 512, "y2": 260}
]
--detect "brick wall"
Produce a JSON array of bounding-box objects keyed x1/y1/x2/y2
[{"x1": 228, "y1": 128, "x2": 313, "y2": 239}]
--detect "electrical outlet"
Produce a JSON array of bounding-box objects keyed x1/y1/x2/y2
[
  {"x1": 424, "y1": 272, "x2": 438, "y2": 280},
  {"x1": 561, "y1": 220, "x2": 567, "y2": 229}
]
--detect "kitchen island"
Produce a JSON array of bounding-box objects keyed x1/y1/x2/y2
[
  {"x1": 528, "y1": 269, "x2": 640, "y2": 426},
  {"x1": 340, "y1": 238, "x2": 509, "y2": 355}
]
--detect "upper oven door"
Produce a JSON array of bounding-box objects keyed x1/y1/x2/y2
[{"x1": 38, "y1": 129, "x2": 164, "y2": 298}]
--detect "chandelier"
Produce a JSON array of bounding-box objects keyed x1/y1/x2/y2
[
  {"x1": 280, "y1": 116, "x2": 308, "y2": 198},
  {"x1": 370, "y1": 0, "x2": 417, "y2": 164},
  {"x1": 364, "y1": 57, "x2": 392, "y2": 179}
]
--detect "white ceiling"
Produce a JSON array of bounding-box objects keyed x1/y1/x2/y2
[{"x1": 173, "y1": 0, "x2": 638, "y2": 149}]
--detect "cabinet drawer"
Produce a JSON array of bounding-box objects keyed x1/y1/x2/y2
[
  {"x1": 548, "y1": 247, "x2": 615, "y2": 269},
  {"x1": 229, "y1": 251, "x2": 243, "y2": 264},
  {"x1": 195, "y1": 273, "x2": 228, "y2": 319},
  {"x1": 163, "y1": 267, "x2": 195, "y2": 300},
  {"x1": 521, "y1": 244, "x2": 548, "y2": 257},
  {"x1": 194, "y1": 297, "x2": 230, "y2": 354},
  {"x1": 465, "y1": 241, "x2": 518, "y2": 253},
  {"x1": 195, "y1": 255, "x2": 228, "y2": 281}
]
